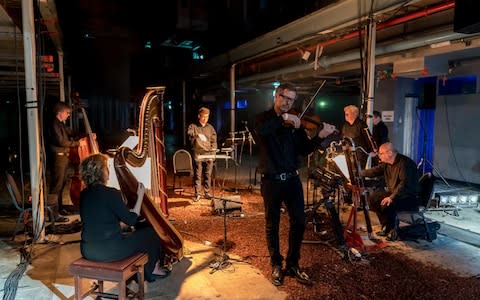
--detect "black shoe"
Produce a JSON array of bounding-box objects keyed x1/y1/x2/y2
[
  {"x1": 193, "y1": 195, "x2": 201, "y2": 202},
  {"x1": 55, "y1": 216, "x2": 69, "y2": 223},
  {"x1": 271, "y1": 265, "x2": 283, "y2": 286},
  {"x1": 204, "y1": 193, "x2": 213, "y2": 200},
  {"x1": 285, "y1": 266, "x2": 313, "y2": 286},
  {"x1": 386, "y1": 229, "x2": 398, "y2": 241},
  {"x1": 376, "y1": 226, "x2": 391, "y2": 237},
  {"x1": 60, "y1": 208, "x2": 74, "y2": 216}
]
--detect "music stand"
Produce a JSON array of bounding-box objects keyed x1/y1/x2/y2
[{"x1": 209, "y1": 195, "x2": 243, "y2": 274}]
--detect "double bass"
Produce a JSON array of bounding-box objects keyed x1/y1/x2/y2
[
  {"x1": 69, "y1": 99, "x2": 99, "y2": 205},
  {"x1": 114, "y1": 86, "x2": 184, "y2": 260}
]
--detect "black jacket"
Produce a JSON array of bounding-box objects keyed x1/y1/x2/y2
[
  {"x1": 254, "y1": 108, "x2": 326, "y2": 174},
  {"x1": 47, "y1": 118, "x2": 79, "y2": 154},
  {"x1": 363, "y1": 153, "x2": 419, "y2": 203}
]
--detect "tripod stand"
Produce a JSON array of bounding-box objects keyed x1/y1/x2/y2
[
  {"x1": 303, "y1": 182, "x2": 349, "y2": 261},
  {"x1": 209, "y1": 196, "x2": 243, "y2": 274},
  {"x1": 417, "y1": 109, "x2": 450, "y2": 187}
]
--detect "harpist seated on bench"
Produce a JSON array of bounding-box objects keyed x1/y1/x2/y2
[{"x1": 78, "y1": 153, "x2": 169, "y2": 282}]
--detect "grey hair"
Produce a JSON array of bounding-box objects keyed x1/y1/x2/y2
[
  {"x1": 344, "y1": 105, "x2": 359, "y2": 117},
  {"x1": 80, "y1": 153, "x2": 109, "y2": 186}
]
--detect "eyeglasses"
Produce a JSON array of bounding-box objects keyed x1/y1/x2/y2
[{"x1": 279, "y1": 93, "x2": 295, "y2": 102}]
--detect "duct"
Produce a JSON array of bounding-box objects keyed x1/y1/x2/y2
[
  {"x1": 237, "y1": 30, "x2": 477, "y2": 86},
  {"x1": 200, "y1": 0, "x2": 409, "y2": 71},
  {"x1": 238, "y1": 1, "x2": 455, "y2": 77}
]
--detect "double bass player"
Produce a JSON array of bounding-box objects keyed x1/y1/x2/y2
[{"x1": 46, "y1": 101, "x2": 85, "y2": 221}]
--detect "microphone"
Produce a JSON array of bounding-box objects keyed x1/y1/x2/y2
[
  {"x1": 242, "y1": 120, "x2": 250, "y2": 132},
  {"x1": 417, "y1": 158, "x2": 424, "y2": 169}
]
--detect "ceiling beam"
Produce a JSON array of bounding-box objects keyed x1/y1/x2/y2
[{"x1": 200, "y1": 0, "x2": 409, "y2": 71}]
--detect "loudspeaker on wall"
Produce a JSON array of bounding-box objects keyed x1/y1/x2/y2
[{"x1": 454, "y1": 0, "x2": 480, "y2": 34}]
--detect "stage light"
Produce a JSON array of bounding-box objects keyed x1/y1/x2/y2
[
  {"x1": 449, "y1": 195, "x2": 458, "y2": 204},
  {"x1": 469, "y1": 194, "x2": 478, "y2": 204},
  {"x1": 439, "y1": 196, "x2": 449, "y2": 205}
]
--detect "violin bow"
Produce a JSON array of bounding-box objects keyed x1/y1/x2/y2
[{"x1": 298, "y1": 80, "x2": 326, "y2": 120}]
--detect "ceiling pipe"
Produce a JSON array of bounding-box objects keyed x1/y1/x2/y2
[
  {"x1": 200, "y1": 0, "x2": 410, "y2": 72},
  {"x1": 238, "y1": 0, "x2": 455, "y2": 76},
  {"x1": 237, "y1": 29, "x2": 474, "y2": 86}
]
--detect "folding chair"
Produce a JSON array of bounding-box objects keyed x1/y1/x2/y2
[
  {"x1": 4, "y1": 171, "x2": 55, "y2": 240},
  {"x1": 172, "y1": 149, "x2": 193, "y2": 193}
]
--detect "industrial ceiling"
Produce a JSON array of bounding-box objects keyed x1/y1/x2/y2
[{"x1": 1, "y1": 0, "x2": 480, "y2": 99}]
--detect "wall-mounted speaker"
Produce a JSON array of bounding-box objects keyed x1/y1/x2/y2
[{"x1": 454, "y1": 0, "x2": 480, "y2": 34}]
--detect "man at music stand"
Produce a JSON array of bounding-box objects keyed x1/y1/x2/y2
[{"x1": 187, "y1": 107, "x2": 218, "y2": 202}]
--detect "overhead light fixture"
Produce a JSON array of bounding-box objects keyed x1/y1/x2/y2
[
  {"x1": 297, "y1": 47, "x2": 311, "y2": 61},
  {"x1": 302, "y1": 50, "x2": 311, "y2": 61},
  {"x1": 430, "y1": 41, "x2": 451, "y2": 49}
]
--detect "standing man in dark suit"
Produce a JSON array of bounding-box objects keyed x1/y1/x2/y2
[
  {"x1": 187, "y1": 107, "x2": 217, "y2": 202},
  {"x1": 254, "y1": 83, "x2": 337, "y2": 286},
  {"x1": 341, "y1": 104, "x2": 373, "y2": 169},
  {"x1": 47, "y1": 102, "x2": 81, "y2": 222},
  {"x1": 372, "y1": 110, "x2": 389, "y2": 147}
]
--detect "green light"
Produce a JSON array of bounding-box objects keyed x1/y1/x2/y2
[{"x1": 318, "y1": 101, "x2": 327, "y2": 108}]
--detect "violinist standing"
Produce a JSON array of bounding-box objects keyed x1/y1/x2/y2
[
  {"x1": 47, "y1": 102, "x2": 82, "y2": 221},
  {"x1": 254, "y1": 83, "x2": 337, "y2": 286}
]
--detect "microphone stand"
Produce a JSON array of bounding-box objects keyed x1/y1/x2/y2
[
  {"x1": 242, "y1": 122, "x2": 256, "y2": 192},
  {"x1": 209, "y1": 196, "x2": 244, "y2": 274}
]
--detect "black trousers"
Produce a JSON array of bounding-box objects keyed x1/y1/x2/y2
[
  {"x1": 368, "y1": 190, "x2": 419, "y2": 230},
  {"x1": 193, "y1": 159, "x2": 214, "y2": 195},
  {"x1": 261, "y1": 176, "x2": 305, "y2": 268},
  {"x1": 49, "y1": 153, "x2": 70, "y2": 210},
  {"x1": 80, "y1": 226, "x2": 163, "y2": 282}
]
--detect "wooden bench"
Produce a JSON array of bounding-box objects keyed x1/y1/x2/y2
[{"x1": 69, "y1": 252, "x2": 148, "y2": 299}]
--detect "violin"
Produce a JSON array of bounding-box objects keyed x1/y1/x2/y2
[
  {"x1": 282, "y1": 80, "x2": 327, "y2": 130},
  {"x1": 285, "y1": 109, "x2": 324, "y2": 130}
]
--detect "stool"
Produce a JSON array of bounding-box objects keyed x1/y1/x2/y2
[{"x1": 69, "y1": 252, "x2": 148, "y2": 300}]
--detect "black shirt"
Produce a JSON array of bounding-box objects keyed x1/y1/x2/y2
[
  {"x1": 80, "y1": 184, "x2": 138, "y2": 243},
  {"x1": 373, "y1": 121, "x2": 389, "y2": 147},
  {"x1": 363, "y1": 153, "x2": 419, "y2": 203},
  {"x1": 341, "y1": 118, "x2": 372, "y2": 153},
  {"x1": 47, "y1": 117, "x2": 79, "y2": 154},
  {"x1": 254, "y1": 108, "x2": 324, "y2": 174}
]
